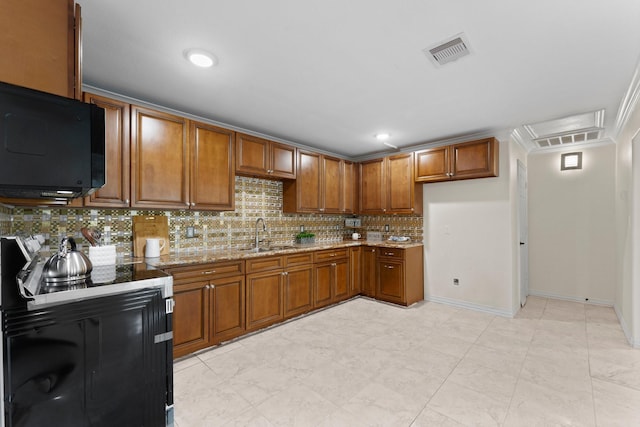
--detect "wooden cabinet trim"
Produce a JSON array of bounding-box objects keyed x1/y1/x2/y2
[
  {"x1": 168, "y1": 260, "x2": 245, "y2": 283},
  {"x1": 313, "y1": 248, "x2": 349, "y2": 263},
  {"x1": 246, "y1": 256, "x2": 285, "y2": 274}
]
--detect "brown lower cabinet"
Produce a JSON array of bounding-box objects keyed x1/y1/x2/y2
[
  {"x1": 166, "y1": 260, "x2": 245, "y2": 358},
  {"x1": 361, "y1": 246, "x2": 377, "y2": 297},
  {"x1": 245, "y1": 253, "x2": 316, "y2": 331},
  {"x1": 283, "y1": 253, "x2": 314, "y2": 318},
  {"x1": 376, "y1": 246, "x2": 424, "y2": 306},
  {"x1": 169, "y1": 244, "x2": 424, "y2": 358},
  {"x1": 313, "y1": 249, "x2": 350, "y2": 308}
]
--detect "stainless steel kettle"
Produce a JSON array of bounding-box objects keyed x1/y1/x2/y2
[{"x1": 42, "y1": 237, "x2": 93, "y2": 283}]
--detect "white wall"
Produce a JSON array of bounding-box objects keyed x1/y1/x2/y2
[
  {"x1": 615, "y1": 84, "x2": 640, "y2": 346},
  {"x1": 423, "y1": 138, "x2": 517, "y2": 316},
  {"x1": 528, "y1": 143, "x2": 617, "y2": 304}
]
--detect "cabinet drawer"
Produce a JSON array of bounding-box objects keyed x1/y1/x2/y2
[
  {"x1": 313, "y1": 248, "x2": 348, "y2": 263},
  {"x1": 377, "y1": 248, "x2": 405, "y2": 259},
  {"x1": 246, "y1": 255, "x2": 284, "y2": 273},
  {"x1": 285, "y1": 252, "x2": 314, "y2": 267},
  {"x1": 168, "y1": 260, "x2": 245, "y2": 284}
]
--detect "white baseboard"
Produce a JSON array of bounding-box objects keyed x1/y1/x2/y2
[
  {"x1": 425, "y1": 295, "x2": 516, "y2": 318},
  {"x1": 528, "y1": 289, "x2": 613, "y2": 307},
  {"x1": 613, "y1": 304, "x2": 638, "y2": 348}
]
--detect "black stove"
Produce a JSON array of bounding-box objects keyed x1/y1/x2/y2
[{"x1": 1, "y1": 236, "x2": 175, "y2": 427}]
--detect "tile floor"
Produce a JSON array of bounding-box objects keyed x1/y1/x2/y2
[{"x1": 173, "y1": 296, "x2": 640, "y2": 426}]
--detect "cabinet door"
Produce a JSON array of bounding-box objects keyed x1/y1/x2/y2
[
  {"x1": 359, "y1": 158, "x2": 386, "y2": 214},
  {"x1": 377, "y1": 259, "x2": 405, "y2": 305},
  {"x1": 131, "y1": 106, "x2": 189, "y2": 209},
  {"x1": 313, "y1": 263, "x2": 334, "y2": 308},
  {"x1": 270, "y1": 142, "x2": 297, "y2": 179},
  {"x1": 283, "y1": 265, "x2": 314, "y2": 318},
  {"x1": 296, "y1": 151, "x2": 322, "y2": 212},
  {"x1": 246, "y1": 270, "x2": 283, "y2": 331},
  {"x1": 451, "y1": 138, "x2": 499, "y2": 180},
  {"x1": 333, "y1": 259, "x2": 350, "y2": 302},
  {"x1": 190, "y1": 121, "x2": 235, "y2": 211},
  {"x1": 173, "y1": 280, "x2": 210, "y2": 358},
  {"x1": 322, "y1": 155, "x2": 342, "y2": 213},
  {"x1": 236, "y1": 133, "x2": 269, "y2": 176},
  {"x1": 387, "y1": 153, "x2": 420, "y2": 214},
  {"x1": 362, "y1": 247, "x2": 377, "y2": 297},
  {"x1": 83, "y1": 93, "x2": 130, "y2": 207},
  {"x1": 414, "y1": 147, "x2": 450, "y2": 183},
  {"x1": 0, "y1": 0, "x2": 78, "y2": 98},
  {"x1": 210, "y1": 275, "x2": 245, "y2": 343},
  {"x1": 349, "y1": 247, "x2": 362, "y2": 296},
  {"x1": 342, "y1": 161, "x2": 357, "y2": 214}
]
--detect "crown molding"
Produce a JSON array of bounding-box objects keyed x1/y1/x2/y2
[{"x1": 614, "y1": 55, "x2": 640, "y2": 138}]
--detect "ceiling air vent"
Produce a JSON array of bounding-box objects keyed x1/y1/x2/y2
[
  {"x1": 424, "y1": 33, "x2": 470, "y2": 66},
  {"x1": 524, "y1": 110, "x2": 605, "y2": 150}
]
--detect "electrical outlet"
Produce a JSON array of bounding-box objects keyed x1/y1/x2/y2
[
  {"x1": 453, "y1": 278, "x2": 459, "y2": 286},
  {"x1": 384, "y1": 224, "x2": 389, "y2": 232},
  {"x1": 186, "y1": 226, "x2": 195, "y2": 238},
  {"x1": 300, "y1": 225, "x2": 305, "y2": 232}
]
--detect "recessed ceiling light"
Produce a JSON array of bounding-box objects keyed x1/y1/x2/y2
[
  {"x1": 184, "y1": 48, "x2": 217, "y2": 68},
  {"x1": 375, "y1": 133, "x2": 390, "y2": 141}
]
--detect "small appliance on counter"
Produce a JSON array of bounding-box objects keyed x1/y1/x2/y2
[{"x1": 0, "y1": 235, "x2": 175, "y2": 427}]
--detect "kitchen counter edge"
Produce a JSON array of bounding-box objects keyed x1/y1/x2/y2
[{"x1": 144, "y1": 241, "x2": 424, "y2": 269}]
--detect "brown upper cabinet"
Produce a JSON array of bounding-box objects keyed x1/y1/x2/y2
[
  {"x1": 283, "y1": 152, "x2": 354, "y2": 214},
  {"x1": 83, "y1": 93, "x2": 131, "y2": 207},
  {"x1": 414, "y1": 137, "x2": 499, "y2": 183},
  {"x1": 0, "y1": 0, "x2": 81, "y2": 99},
  {"x1": 236, "y1": 133, "x2": 296, "y2": 179},
  {"x1": 130, "y1": 106, "x2": 235, "y2": 211},
  {"x1": 342, "y1": 161, "x2": 357, "y2": 214},
  {"x1": 189, "y1": 121, "x2": 235, "y2": 211},
  {"x1": 131, "y1": 106, "x2": 190, "y2": 209},
  {"x1": 359, "y1": 153, "x2": 422, "y2": 215}
]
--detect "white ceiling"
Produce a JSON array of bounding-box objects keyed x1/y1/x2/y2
[{"x1": 80, "y1": 0, "x2": 640, "y2": 158}]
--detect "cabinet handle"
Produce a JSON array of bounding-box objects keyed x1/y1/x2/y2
[
  {"x1": 267, "y1": 169, "x2": 273, "y2": 174},
  {"x1": 385, "y1": 265, "x2": 395, "y2": 269},
  {"x1": 125, "y1": 199, "x2": 130, "y2": 204},
  {"x1": 331, "y1": 263, "x2": 336, "y2": 267},
  {"x1": 330, "y1": 253, "x2": 336, "y2": 257},
  {"x1": 385, "y1": 252, "x2": 394, "y2": 256},
  {"x1": 282, "y1": 271, "x2": 289, "y2": 276},
  {"x1": 202, "y1": 270, "x2": 216, "y2": 275},
  {"x1": 210, "y1": 284, "x2": 215, "y2": 289}
]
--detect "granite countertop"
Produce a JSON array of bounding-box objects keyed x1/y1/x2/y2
[{"x1": 142, "y1": 240, "x2": 423, "y2": 269}]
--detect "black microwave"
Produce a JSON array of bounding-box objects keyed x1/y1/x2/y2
[{"x1": 0, "y1": 81, "x2": 105, "y2": 200}]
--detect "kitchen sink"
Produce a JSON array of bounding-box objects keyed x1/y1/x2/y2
[{"x1": 238, "y1": 245, "x2": 296, "y2": 253}]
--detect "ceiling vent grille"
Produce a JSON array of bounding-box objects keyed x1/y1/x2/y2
[
  {"x1": 424, "y1": 34, "x2": 470, "y2": 66},
  {"x1": 523, "y1": 110, "x2": 605, "y2": 150},
  {"x1": 534, "y1": 129, "x2": 603, "y2": 148}
]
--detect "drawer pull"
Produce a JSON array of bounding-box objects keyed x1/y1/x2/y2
[
  {"x1": 330, "y1": 253, "x2": 336, "y2": 257},
  {"x1": 385, "y1": 252, "x2": 395, "y2": 256},
  {"x1": 202, "y1": 270, "x2": 216, "y2": 275},
  {"x1": 385, "y1": 265, "x2": 395, "y2": 269}
]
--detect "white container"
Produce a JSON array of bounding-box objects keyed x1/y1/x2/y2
[
  {"x1": 144, "y1": 238, "x2": 166, "y2": 258},
  {"x1": 92, "y1": 264, "x2": 116, "y2": 284},
  {"x1": 88, "y1": 245, "x2": 117, "y2": 266}
]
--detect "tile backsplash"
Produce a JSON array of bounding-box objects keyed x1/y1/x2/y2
[{"x1": 7, "y1": 176, "x2": 423, "y2": 257}]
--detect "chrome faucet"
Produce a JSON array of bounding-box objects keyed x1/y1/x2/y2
[{"x1": 255, "y1": 217, "x2": 267, "y2": 249}]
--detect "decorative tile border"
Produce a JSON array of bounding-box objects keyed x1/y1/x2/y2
[{"x1": 8, "y1": 176, "x2": 423, "y2": 257}]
